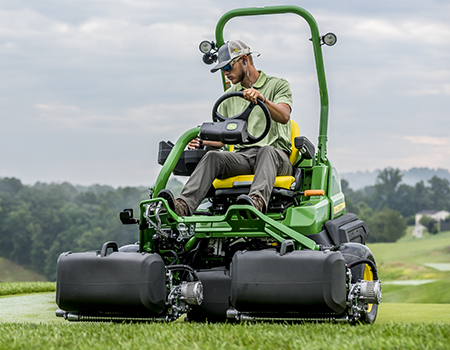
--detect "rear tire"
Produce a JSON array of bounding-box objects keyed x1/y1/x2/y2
[{"x1": 338, "y1": 243, "x2": 379, "y2": 324}]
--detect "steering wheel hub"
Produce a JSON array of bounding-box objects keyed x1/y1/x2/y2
[{"x1": 200, "y1": 91, "x2": 271, "y2": 145}]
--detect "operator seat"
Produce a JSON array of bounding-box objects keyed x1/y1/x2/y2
[{"x1": 211, "y1": 120, "x2": 302, "y2": 212}]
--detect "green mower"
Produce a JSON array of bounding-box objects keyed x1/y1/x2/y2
[{"x1": 56, "y1": 5, "x2": 382, "y2": 324}]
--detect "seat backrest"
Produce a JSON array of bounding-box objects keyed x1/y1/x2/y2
[
  {"x1": 229, "y1": 119, "x2": 300, "y2": 161},
  {"x1": 289, "y1": 120, "x2": 300, "y2": 165}
]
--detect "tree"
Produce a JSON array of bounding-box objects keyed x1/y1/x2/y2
[
  {"x1": 419, "y1": 215, "x2": 439, "y2": 235},
  {"x1": 366, "y1": 207, "x2": 407, "y2": 243},
  {"x1": 428, "y1": 176, "x2": 450, "y2": 211},
  {"x1": 373, "y1": 168, "x2": 403, "y2": 210},
  {"x1": 341, "y1": 179, "x2": 359, "y2": 214}
]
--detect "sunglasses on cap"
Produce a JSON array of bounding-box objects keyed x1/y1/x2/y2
[{"x1": 221, "y1": 56, "x2": 243, "y2": 72}]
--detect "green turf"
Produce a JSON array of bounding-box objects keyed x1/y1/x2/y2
[
  {"x1": 368, "y1": 230, "x2": 450, "y2": 265},
  {"x1": 382, "y1": 280, "x2": 450, "y2": 304},
  {"x1": 0, "y1": 282, "x2": 56, "y2": 296},
  {"x1": 367, "y1": 230, "x2": 450, "y2": 303},
  {"x1": 378, "y1": 303, "x2": 450, "y2": 324},
  {"x1": 2, "y1": 293, "x2": 450, "y2": 325},
  {"x1": 0, "y1": 318, "x2": 449, "y2": 350},
  {"x1": 0, "y1": 293, "x2": 62, "y2": 324}
]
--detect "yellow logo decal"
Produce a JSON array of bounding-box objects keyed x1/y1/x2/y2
[
  {"x1": 227, "y1": 123, "x2": 237, "y2": 130},
  {"x1": 333, "y1": 202, "x2": 346, "y2": 215}
]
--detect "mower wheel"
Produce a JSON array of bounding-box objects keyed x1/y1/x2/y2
[{"x1": 338, "y1": 243, "x2": 379, "y2": 324}]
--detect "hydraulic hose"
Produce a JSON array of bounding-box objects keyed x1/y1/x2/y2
[
  {"x1": 162, "y1": 250, "x2": 179, "y2": 266},
  {"x1": 347, "y1": 259, "x2": 379, "y2": 281}
]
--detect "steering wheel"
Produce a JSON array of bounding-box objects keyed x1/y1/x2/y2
[{"x1": 211, "y1": 91, "x2": 271, "y2": 145}]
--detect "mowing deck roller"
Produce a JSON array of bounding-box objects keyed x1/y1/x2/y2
[
  {"x1": 56, "y1": 247, "x2": 167, "y2": 317},
  {"x1": 230, "y1": 249, "x2": 347, "y2": 316}
]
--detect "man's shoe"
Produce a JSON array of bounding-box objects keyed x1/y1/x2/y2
[
  {"x1": 158, "y1": 190, "x2": 190, "y2": 217},
  {"x1": 158, "y1": 189, "x2": 175, "y2": 211},
  {"x1": 250, "y1": 194, "x2": 265, "y2": 213},
  {"x1": 236, "y1": 194, "x2": 265, "y2": 213},
  {"x1": 174, "y1": 198, "x2": 190, "y2": 217}
]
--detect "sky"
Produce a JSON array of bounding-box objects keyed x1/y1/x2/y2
[{"x1": 1, "y1": 0, "x2": 449, "y2": 188}]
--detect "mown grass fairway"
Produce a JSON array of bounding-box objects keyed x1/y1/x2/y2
[
  {"x1": 0, "y1": 318, "x2": 449, "y2": 350},
  {"x1": 368, "y1": 230, "x2": 450, "y2": 303},
  {"x1": 0, "y1": 282, "x2": 55, "y2": 296},
  {"x1": 2, "y1": 292, "x2": 450, "y2": 325},
  {"x1": 1, "y1": 292, "x2": 450, "y2": 350}
]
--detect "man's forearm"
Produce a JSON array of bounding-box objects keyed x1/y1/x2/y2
[
  {"x1": 203, "y1": 140, "x2": 225, "y2": 148},
  {"x1": 265, "y1": 100, "x2": 291, "y2": 124}
]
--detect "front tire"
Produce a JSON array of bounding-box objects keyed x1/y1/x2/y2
[{"x1": 338, "y1": 243, "x2": 379, "y2": 324}]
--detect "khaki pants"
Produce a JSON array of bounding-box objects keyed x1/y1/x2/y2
[{"x1": 179, "y1": 145, "x2": 293, "y2": 214}]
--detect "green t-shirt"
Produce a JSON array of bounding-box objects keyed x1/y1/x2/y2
[{"x1": 218, "y1": 71, "x2": 293, "y2": 154}]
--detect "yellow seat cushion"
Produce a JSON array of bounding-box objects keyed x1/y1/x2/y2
[{"x1": 213, "y1": 175, "x2": 295, "y2": 190}]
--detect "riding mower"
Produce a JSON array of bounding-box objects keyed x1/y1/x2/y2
[{"x1": 55, "y1": 5, "x2": 382, "y2": 324}]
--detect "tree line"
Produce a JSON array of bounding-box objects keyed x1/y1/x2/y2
[
  {"x1": 343, "y1": 168, "x2": 450, "y2": 243},
  {"x1": 0, "y1": 168, "x2": 449, "y2": 281},
  {"x1": 0, "y1": 177, "x2": 151, "y2": 281}
]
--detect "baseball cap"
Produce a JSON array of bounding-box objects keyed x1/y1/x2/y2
[{"x1": 210, "y1": 40, "x2": 251, "y2": 73}]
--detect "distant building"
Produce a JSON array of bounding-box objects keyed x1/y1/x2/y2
[{"x1": 413, "y1": 210, "x2": 450, "y2": 238}]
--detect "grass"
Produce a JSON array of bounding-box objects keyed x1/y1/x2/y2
[
  {"x1": 2, "y1": 292, "x2": 449, "y2": 324},
  {"x1": 382, "y1": 281, "x2": 450, "y2": 303},
  {"x1": 367, "y1": 230, "x2": 450, "y2": 303},
  {"x1": 368, "y1": 230, "x2": 450, "y2": 265},
  {"x1": 0, "y1": 282, "x2": 56, "y2": 297},
  {"x1": 0, "y1": 321, "x2": 450, "y2": 350}
]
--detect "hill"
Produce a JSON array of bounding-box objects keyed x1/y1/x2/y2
[
  {"x1": 368, "y1": 229, "x2": 450, "y2": 303},
  {"x1": 0, "y1": 257, "x2": 48, "y2": 282},
  {"x1": 341, "y1": 167, "x2": 450, "y2": 190}
]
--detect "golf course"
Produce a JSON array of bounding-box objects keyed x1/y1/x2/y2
[{"x1": 1, "y1": 228, "x2": 449, "y2": 349}]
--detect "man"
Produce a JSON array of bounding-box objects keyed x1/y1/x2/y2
[{"x1": 160, "y1": 40, "x2": 293, "y2": 216}]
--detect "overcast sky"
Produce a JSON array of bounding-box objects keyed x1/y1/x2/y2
[{"x1": 1, "y1": 0, "x2": 449, "y2": 188}]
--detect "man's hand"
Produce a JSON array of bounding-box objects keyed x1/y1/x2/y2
[
  {"x1": 242, "y1": 88, "x2": 264, "y2": 104},
  {"x1": 188, "y1": 138, "x2": 202, "y2": 150},
  {"x1": 188, "y1": 138, "x2": 224, "y2": 150},
  {"x1": 243, "y1": 88, "x2": 290, "y2": 124}
]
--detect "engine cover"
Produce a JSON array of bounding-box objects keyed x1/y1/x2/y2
[{"x1": 230, "y1": 249, "x2": 347, "y2": 315}]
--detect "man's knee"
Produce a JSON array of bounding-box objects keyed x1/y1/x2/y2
[
  {"x1": 199, "y1": 150, "x2": 222, "y2": 166},
  {"x1": 257, "y1": 145, "x2": 278, "y2": 161}
]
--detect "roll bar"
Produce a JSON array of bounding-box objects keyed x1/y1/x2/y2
[{"x1": 215, "y1": 5, "x2": 330, "y2": 163}]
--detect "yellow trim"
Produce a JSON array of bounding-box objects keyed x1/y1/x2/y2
[
  {"x1": 364, "y1": 264, "x2": 374, "y2": 313},
  {"x1": 213, "y1": 175, "x2": 295, "y2": 190},
  {"x1": 289, "y1": 120, "x2": 300, "y2": 165},
  {"x1": 333, "y1": 202, "x2": 346, "y2": 214},
  {"x1": 213, "y1": 175, "x2": 253, "y2": 189}
]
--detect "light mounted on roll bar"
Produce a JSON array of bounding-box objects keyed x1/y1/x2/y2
[
  {"x1": 322, "y1": 33, "x2": 337, "y2": 46},
  {"x1": 199, "y1": 40, "x2": 217, "y2": 65},
  {"x1": 199, "y1": 40, "x2": 214, "y2": 53}
]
